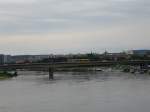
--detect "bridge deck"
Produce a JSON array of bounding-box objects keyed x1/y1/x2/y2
[{"x1": 0, "y1": 60, "x2": 150, "y2": 71}]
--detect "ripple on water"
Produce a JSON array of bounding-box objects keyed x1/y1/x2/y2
[{"x1": 0, "y1": 70, "x2": 150, "y2": 112}]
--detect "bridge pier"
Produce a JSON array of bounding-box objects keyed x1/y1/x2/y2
[{"x1": 49, "y1": 67, "x2": 54, "y2": 80}]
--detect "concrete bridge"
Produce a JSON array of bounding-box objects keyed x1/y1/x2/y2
[{"x1": 0, "y1": 60, "x2": 150, "y2": 79}]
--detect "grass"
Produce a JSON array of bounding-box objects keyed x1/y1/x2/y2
[{"x1": 0, "y1": 71, "x2": 17, "y2": 80}]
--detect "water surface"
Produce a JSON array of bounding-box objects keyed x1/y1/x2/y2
[{"x1": 0, "y1": 70, "x2": 150, "y2": 112}]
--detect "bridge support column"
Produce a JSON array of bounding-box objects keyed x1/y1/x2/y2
[{"x1": 49, "y1": 67, "x2": 54, "y2": 80}]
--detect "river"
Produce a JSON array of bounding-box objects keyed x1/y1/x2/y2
[{"x1": 0, "y1": 70, "x2": 150, "y2": 112}]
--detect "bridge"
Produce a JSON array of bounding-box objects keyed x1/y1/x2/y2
[{"x1": 0, "y1": 60, "x2": 150, "y2": 79}]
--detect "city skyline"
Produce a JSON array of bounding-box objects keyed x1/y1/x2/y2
[{"x1": 0, "y1": 0, "x2": 150, "y2": 54}]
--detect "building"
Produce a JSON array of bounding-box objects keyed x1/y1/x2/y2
[
  {"x1": 101, "y1": 52, "x2": 128, "y2": 61},
  {"x1": 125, "y1": 50, "x2": 150, "y2": 56},
  {"x1": 0, "y1": 54, "x2": 4, "y2": 65},
  {"x1": 10, "y1": 55, "x2": 50, "y2": 63},
  {"x1": 4, "y1": 55, "x2": 11, "y2": 64}
]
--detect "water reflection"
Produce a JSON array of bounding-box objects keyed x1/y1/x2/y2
[{"x1": 16, "y1": 70, "x2": 150, "y2": 84}]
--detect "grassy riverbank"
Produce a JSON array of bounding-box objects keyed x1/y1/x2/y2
[{"x1": 0, "y1": 71, "x2": 17, "y2": 80}]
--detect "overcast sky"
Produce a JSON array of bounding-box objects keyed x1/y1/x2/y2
[{"x1": 0, "y1": 0, "x2": 150, "y2": 54}]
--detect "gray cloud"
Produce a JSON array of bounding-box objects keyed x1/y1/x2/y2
[
  {"x1": 0, "y1": 0, "x2": 150, "y2": 34},
  {"x1": 0, "y1": 0, "x2": 149, "y2": 54}
]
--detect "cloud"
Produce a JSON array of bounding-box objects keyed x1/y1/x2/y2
[
  {"x1": 0, "y1": 0, "x2": 149, "y2": 54},
  {"x1": 0, "y1": 21, "x2": 149, "y2": 54},
  {"x1": 0, "y1": 0, "x2": 36, "y2": 4},
  {"x1": 0, "y1": 0, "x2": 150, "y2": 34}
]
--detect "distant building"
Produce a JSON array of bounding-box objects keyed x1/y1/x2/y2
[
  {"x1": 0, "y1": 54, "x2": 4, "y2": 65},
  {"x1": 10, "y1": 55, "x2": 50, "y2": 63},
  {"x1": 125, "y1": 50, "x2": 150, "y2": 56},
  {"x1": 4, "y1": 55, "x2": 11, "y2": 64},
  {"x1": 101, "y1": 51, "x2": 128, "y2": 61}
]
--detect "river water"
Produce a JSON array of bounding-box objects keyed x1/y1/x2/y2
[{"x1": 0, "y1": 70, "x2": 150, "y2": 112}]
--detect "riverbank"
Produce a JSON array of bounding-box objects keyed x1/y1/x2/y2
[{"x1": 0, "y1": 71, "x2": 17, "y2": 80}]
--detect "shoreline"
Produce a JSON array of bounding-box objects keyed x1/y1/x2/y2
[{"x1": 0, "y1": 71, "x2": 17, "y2": 80}]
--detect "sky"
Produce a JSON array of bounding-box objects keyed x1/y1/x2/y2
[{"x1": 0, "y1": 0, "x2": 150, "y2": 55}]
